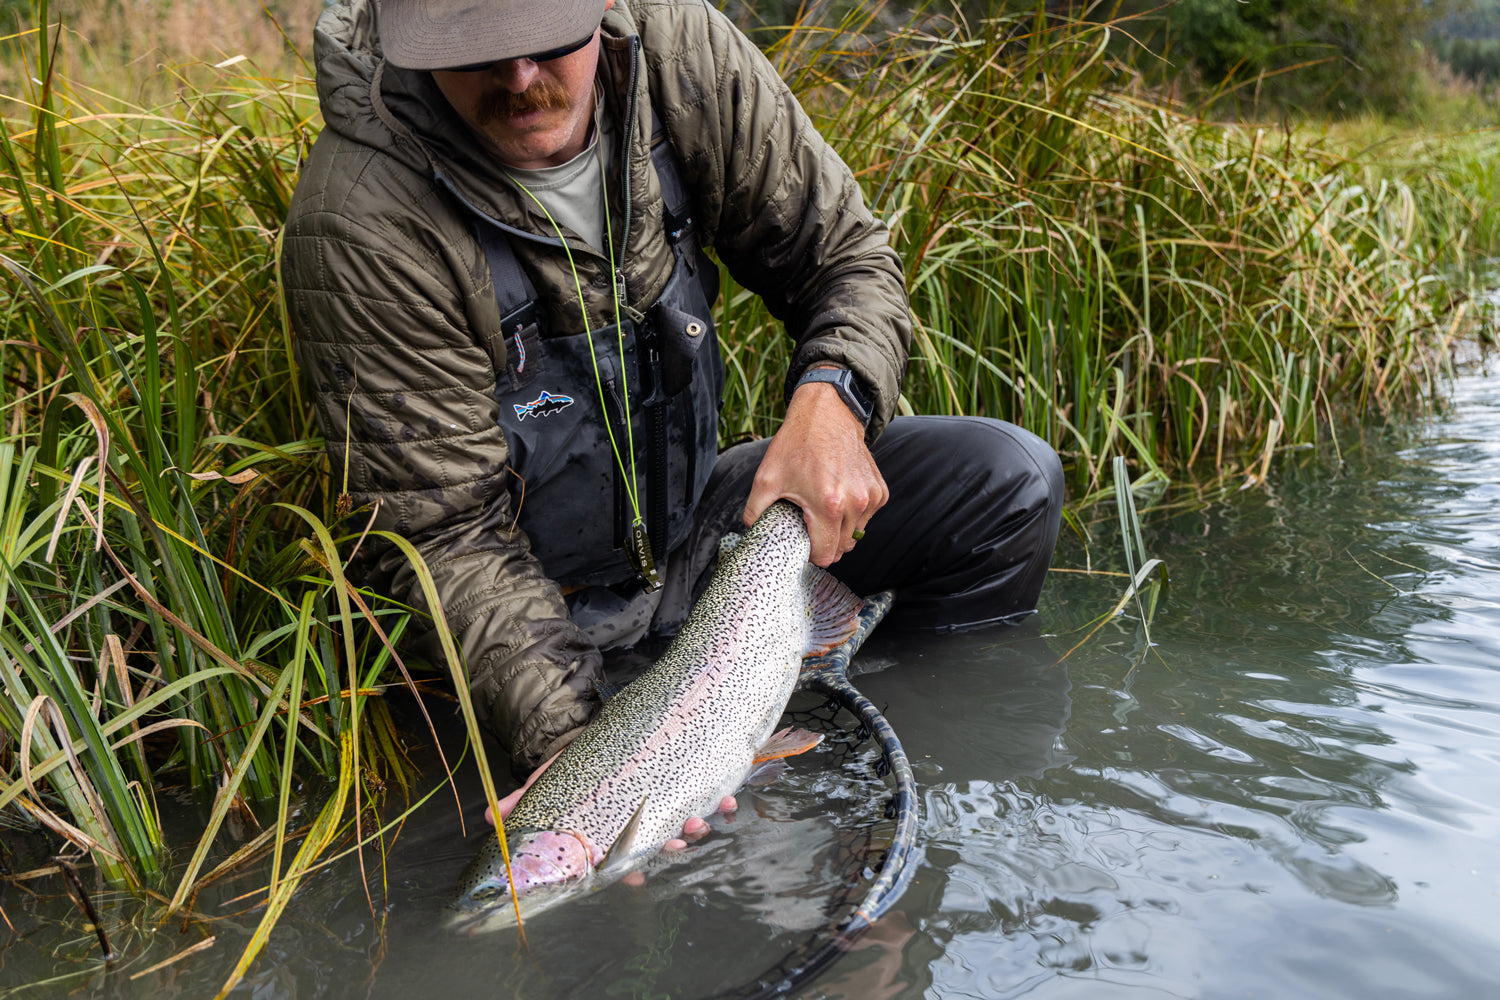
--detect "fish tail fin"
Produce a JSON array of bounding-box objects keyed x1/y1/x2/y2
[{"x1": 801, "y1": 563, "x2": 863, "y2": 656}]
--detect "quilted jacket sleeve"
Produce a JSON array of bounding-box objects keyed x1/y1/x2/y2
[
  {"x1": 641, "y1": 0, "x2": 912, "y2": 441},
  {"x1": 281, "y1": 133, "x2": 599, "y2": 773}
]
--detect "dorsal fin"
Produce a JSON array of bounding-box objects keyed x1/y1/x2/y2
[
  {"x1": 801, "y1": 563, "x2": 863, "y2": 656},
  {"x1": 599, "y1": 795, "x2": 649, "y2": 872}
]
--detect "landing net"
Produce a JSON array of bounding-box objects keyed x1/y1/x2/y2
[{"x1": 709, "y1": 590, "x2": 920, "y2": 999}]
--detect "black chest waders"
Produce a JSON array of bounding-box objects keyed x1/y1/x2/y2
[{"x1": 471, "y1": 116, "x2": 723, "y2": 590}]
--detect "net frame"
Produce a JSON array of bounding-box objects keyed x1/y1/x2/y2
[{"x1": 710, "y1": 590, "x2": 920, "y2": 999}]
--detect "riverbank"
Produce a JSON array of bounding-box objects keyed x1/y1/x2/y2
[{"x1": 1, "y1": 1, "x2": 1497, "y2": 991}]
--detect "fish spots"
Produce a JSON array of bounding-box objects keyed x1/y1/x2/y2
[{"x1": 457, "y1": 499, "x2": 852, "y2": 913}]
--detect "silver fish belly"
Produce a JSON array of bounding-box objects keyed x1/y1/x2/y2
[{"x1": 450, "y1": 500, "x2": 863, "y2": 928}]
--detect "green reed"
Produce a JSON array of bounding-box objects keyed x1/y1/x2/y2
[
  {"x1": 718, "y1": 5, "x2": 1498, "y2": 490},
  {"x1": 0, "y1": 5, "x2": 478, "y2": 991},
  {"x1": 0, "y1": 0, "x2": 1496, "y2": 987}
]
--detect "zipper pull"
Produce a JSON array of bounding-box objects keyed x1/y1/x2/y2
[
  {"x1": 639, "y1": 320, "x2": 667, "y2": 405},
  {"x1": 627, "y1": 520, "x2": 663, "y2": 593}
]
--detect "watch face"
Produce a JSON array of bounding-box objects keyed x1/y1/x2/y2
[{"x1": 841, "y1": 371, "x2": 872, "y2": 412}]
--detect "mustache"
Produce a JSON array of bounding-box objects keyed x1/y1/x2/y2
[{"x1": 477, "y1": 79, "x2": 571, "y2": 122}]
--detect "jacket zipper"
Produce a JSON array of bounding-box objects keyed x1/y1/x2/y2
[{"x1": 615, "y1": 36, "x2": 640, "y2": 311}]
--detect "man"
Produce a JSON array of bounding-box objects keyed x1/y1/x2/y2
[{"x1": 282, "y1": 0, "x2": 1064, "y2": 794}]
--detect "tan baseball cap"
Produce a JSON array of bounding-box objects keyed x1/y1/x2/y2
[{"x1": 379, "y1": 0, "x2": 609, "y2": 70}]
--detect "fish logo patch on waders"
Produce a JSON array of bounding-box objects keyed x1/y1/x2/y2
[{"x1": 513, "y1": 390, "x2": 575, "y2": 420}]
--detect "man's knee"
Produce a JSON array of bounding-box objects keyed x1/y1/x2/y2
[
  {"x1": 870, "y1": 416, "x2": 1064, "y2": 626},
  {"x1": 875, "y1": 415, "x2": 1064, "y2": 518}
]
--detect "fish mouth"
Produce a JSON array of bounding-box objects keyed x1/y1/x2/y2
[
  {"x1": 448, "y1": 829, "x2": 596, "y2": 933},
  {"x1": 447, "y1": 881, "x2": 582, "y2": 935}
]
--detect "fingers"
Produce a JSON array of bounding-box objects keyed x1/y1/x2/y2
[
  {"x1": 664, "y1": 795, "x2": 738, "y2": 853},
  {"x1": 484, "y1": 786, "x2": 524, "y2": 827},
  {"x1": 677, "y1": 795, "x2": 733, "y2": 839},
  {"x1": 742, "y1": 476, "x2": 776, "y2": 530},
  {"x1": 628, "y1": 797, "x2": 744, "y2": 891},
  {"x1": 663, "y1": 819, "x2": 704, "y2": 853},
  {"x1": 753, "y1": 472, "x2": 886, "y2": 566},
  {"x1": 804, "y1": 482, "x2": 885, "y2": 566}
]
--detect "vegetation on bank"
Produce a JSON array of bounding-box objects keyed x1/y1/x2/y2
[
  {"x1": 722, "y1": 3, "x2": 1499, "y2": 494},
  {"x1": 0, "y1": 0, "x2": 1496, "y2": 989}
]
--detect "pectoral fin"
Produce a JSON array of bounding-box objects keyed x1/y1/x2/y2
[
  {"x1": 600, "y1": 795, "x2": 649, "y2": 872},
  {"x1": 753, "y1": 726, "x2": 823, "y2": 763}
]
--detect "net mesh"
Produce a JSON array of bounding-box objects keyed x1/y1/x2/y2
[{"x1": 710, "y1": 599, "x2": 920, "y2": 1000}]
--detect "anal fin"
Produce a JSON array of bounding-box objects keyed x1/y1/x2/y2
[
  {"x1": 746, "y1": 759, "x2": 790, "y2": 785},
  {"x1": 753, "y1": 726, "x2": 823, "y2": 763}
]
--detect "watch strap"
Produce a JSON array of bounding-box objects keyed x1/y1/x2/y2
[{"x1": 794, "y1": 367, "x2": 873, "y2": 426}]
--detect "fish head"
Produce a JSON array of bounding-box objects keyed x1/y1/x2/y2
[{"x1": 448, "y1": 828, "x2": 596, "y2": 933}]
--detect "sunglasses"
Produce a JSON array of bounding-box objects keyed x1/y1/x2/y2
[{"x1": 443, "y1": 29, "x2": 596, "y2": 73}]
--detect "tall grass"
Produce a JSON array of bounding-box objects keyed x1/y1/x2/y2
[
  {"x1": 0, "y1": 0, "x2": 1496, "y2": 984},
  {"x1": 718, "y1": 4, "x2": 1499, "y2": 493},
  {"x1": 0, "y1": 4, "x2": 478, "y2": 991}
]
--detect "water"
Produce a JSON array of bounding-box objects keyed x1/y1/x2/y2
[{"x1": 6, "y1": 368, "x2": 1500, "y2": 999}]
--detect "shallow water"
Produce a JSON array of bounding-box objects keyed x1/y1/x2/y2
[{"x1": 7, "y1": 368, "x2": 1500, "y2": 999}]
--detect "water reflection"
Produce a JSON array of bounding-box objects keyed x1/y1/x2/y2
[{"x1": 857, "y1": 369, "x2": 1500, "y2": 999}]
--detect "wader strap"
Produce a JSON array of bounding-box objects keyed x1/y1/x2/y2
[
  {"x1": 647, "y1": 110, "x2": 694, "y2": 561},
  {"x1": 649, "y1": 112, "x2": 693, "y2": 238},
  {"x1": 478, "y1": 104, "x2": 702, "y2": 570},
  {"x1": 473, "y1": 218, "x2": 540, "y2": 347}
]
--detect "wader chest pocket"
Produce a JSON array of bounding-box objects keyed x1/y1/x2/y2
[{"x1": 647, "y1": 299, "x2": 711, "y2": 399}]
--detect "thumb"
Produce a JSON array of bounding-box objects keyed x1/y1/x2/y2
[{"x1": 742, "y1": 479, "x2": 779, "y2": 529}]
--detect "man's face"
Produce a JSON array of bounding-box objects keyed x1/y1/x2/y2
[{"x1": 431, "y1": 8, "x2": 609, "y2": 171}]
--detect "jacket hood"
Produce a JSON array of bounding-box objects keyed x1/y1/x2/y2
[{"x1": 310, "y1": 0, "x2": 652, "y2": 231}]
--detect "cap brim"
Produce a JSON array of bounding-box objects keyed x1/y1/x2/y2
[{"x1": 379, "y1": 0, "x2": 609, "y2": 70}]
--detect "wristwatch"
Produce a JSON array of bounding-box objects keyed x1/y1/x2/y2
[{"x1": 794, "y1": 367, "x2": 873, "y2": 426}]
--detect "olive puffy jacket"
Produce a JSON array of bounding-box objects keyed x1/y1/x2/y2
[{"x1": 281, "y1": 0, "x2": 911, "y2": 771}]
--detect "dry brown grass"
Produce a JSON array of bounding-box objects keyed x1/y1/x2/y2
[{"x1": 2, "y1": 0, "x2": 320, "y2": 89}]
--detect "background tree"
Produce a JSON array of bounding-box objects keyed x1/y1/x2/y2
[
  {"x1": 1158, "y1": 0, "x2": 1449, "y2": 113},
  {"x1": 1430, "y1": 0, "x2": 1500, "y2": 86}
]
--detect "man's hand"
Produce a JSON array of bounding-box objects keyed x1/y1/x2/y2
[
  {"x1": 743, "y1": 368, "x2": 888, "y2": 566},
  {"x1": 485, "y1": 750, "x2": 737, "y2": 851}
]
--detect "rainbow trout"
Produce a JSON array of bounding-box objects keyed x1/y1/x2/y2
[{"x1": 450, "y1": 500, "x2": 864, "y2": 930}]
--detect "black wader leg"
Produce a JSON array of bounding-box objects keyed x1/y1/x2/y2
[
  {"x1": 845, "y1": 416, "x2": 1064, "y2": 629},
  {"x1": 654, "y1": 415, "x2": 1065, "y2": 635}
]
